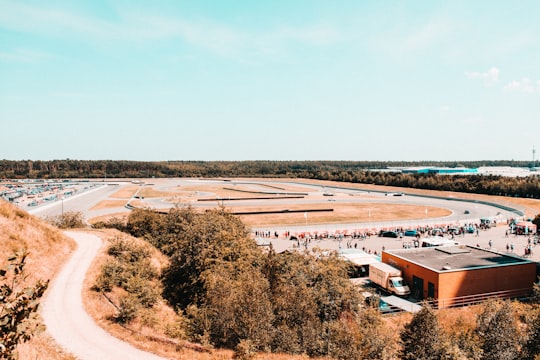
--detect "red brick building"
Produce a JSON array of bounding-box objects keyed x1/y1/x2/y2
[{"x1": 382, "y1": 245, "x2": 536, "y2": 307}]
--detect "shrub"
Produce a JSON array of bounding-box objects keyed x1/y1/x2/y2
[
  {"x1": 92, "y1": 217, "x2": 126, "y2": 232},
  {"x1": 107, "y1": 236, "x2": 150, "y2": 263},
  {"x1": 125, "y1": 276, "x2": 160, "y2": 308},
  {"x1": 1, "y1": 252, "x2": 48, "y2": 359},
  {"x1": 115, "y1": 295, "x2": 140, "y2": 324},
  {"x1": 94, "y1": 236, "x2": 162, "y2": 325},
  {"x1": 235, "y1": 339, "x2": 257, "y2": 360},
  {"x1": 47, "y1": 211, "x2": 85, "y2": 229}
]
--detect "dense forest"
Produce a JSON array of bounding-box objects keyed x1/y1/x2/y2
[{"x1": 2, "y1": 159, "x2": 540, "y2": 198}]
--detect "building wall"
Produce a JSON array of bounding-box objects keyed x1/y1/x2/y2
[
  {"x1": 438, "y1": 263, "x2": 536, "y2": 300},
  {"x1": 382, "y1": 252, "x2": 536, "y2": 305},
  {"x1": 382, "y1": 253, "x2": 440, "y2": 300}
]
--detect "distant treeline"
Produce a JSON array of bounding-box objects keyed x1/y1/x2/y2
[{"x1": 1, "y1": 159, "x2": 540, "y2": 198}]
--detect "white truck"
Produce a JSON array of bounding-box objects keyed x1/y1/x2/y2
[{"x1": 369, "y1": 262, "x2": 410, "y2": 296}]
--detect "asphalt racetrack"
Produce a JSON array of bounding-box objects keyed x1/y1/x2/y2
[{"x1": 28, "y1": 178, "x2": 536, "y2": 260}]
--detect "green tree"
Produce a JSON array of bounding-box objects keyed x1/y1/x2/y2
[
  {"x1": 522, "y1": 307, "x2": 540, "y2": 360},
  {"x1": 476, "y1": 299, "x2": 521, "y2": 360},
  {"x1": 0, "y1": 252, "x2": 48, "y2": 359},
  {"x1": 532, "y1": 214, "x2": 540, "y2": 233},
  {"x1": 47, "y1": 211, "x2": 85, "y2": 229},
  {"x1": 326, "y1": 307, "x2": 390, "y2": 360},
  {"x1": 262, "y1": 249, "x2": 362, "y2": 357},
  {"x1": 447, "y1": 316, "x2": 482, "y2": 360},
  {"x1": 400, "y1": 304, "x2": 449, "y2": 360},
  {"x1": 189, "y1": 265, "x2": 274, "y2": 350},
  {"x1": 162, "y1": 208, "x2": 257, "y2": 308}
]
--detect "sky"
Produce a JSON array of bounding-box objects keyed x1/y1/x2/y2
[{"x1": 1, "y1": 1, "x2": 540, "y2": 162}]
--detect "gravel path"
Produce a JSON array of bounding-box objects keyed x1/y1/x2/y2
[{"x1": 42, "y1": 231, "x2": 167, "y2": 360}]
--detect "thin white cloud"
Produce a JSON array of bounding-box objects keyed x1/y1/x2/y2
[
  {"x1": 504, "y1": 78, "x2": 540, "y2": 93},
  {"x1": 400, "y1": 19, "x2": 452, "y2": 53},
  {"x1": 465, "y1": 67, "x2": 499, "y2": 86},
  {"x1": 270, "y1": 25, "x2": 339, "y2": 46},
  {"x1": 0, "y1": 49, "x2": 56, "y2": 62},
  {"x1": 440, "y1": 105, "x2": 451, "y2": 113},
  {"x1": 0, "y1": 2, "x2": 340, "y2": 61},
  {"x1": 0, "y1": 2, "x2": 117, "y2": 39}
]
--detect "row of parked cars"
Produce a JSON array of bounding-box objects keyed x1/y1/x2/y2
[{"x1": 379, "y1": 226, "x2": 476, "y2": 239}]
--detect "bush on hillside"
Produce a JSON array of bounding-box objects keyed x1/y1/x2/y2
[
  {"x1": 0, "y1": 251, "x2": 48, "y2": 359},
  {"x1": 47, "y1": 211, "x2": 85, "y2": 229},
  {"x1": 93, "y1": 236, "x2": 160, "y2": 323},
  {"x1": 91, "y1": 216, "x2": 127, "y2": 232}
]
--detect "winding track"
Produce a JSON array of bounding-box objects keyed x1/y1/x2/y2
[{"x1": 41, "y1": 231, "x2": 167, "y2": 360}]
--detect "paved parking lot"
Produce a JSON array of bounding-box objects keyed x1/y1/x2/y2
[{"x1": 261, "y1": 224, "x2": 540, "y2": 262}]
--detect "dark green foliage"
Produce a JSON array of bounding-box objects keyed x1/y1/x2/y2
[
  {"x1": 522, "y1": 307, "x2": 540, "y2": 360},
  {"x1": 324, "y1": 308, "x2": 388, "y2": 360},
  {"x1": 91, "y1": 216, "x2": 127, "y2": 232},
  {"x1": 46, "y1": 211, "x2": 85, "y2": 229},
  {"x1": 3, "y1": 159, "x2": 540, "y2": 198},
  {"x1": 447, "y1": 317, "x2": 482, "y2": 360},
  {"x1": 129, "y1": 206, "x2": 390, "y2": 357},
  {"x1": 124, "y1": 276, "x2": 160, "y2": 308},
  {"x1": 0, "y1": 252, "x2": 48, "y2": 359},
  {"x1": 235, "y1": 339, "x2": 257, "y2": 360},
  {"x1": 532, "y1": 214, "x2": 540, "y2": 234},
  {"x1": 161, "y1": 208, "x2": 255, "y2": 308},
  {"x1": 262, "y1": 249, "x2": 366, "y2": 357},
  {"x1": 126, "y1": 208, "x2": 163, "y2": 240},
  {"x1": 93, "y1": 236, "x2": 160, "y2": 323},
  {"x1": 400, "y1": 304, "x2": 448, "y2": 360},
  {"x1": 116, "y1": 294, "x2": 140, "y2": 324},
  {"x1": 107, "y1": 237, "x2": 150, "y2": 263},
  {"x1": 532, "y1": 281, "x2": 540, "y2": 304},
  {"x1": 476, "y1": 300, "x2": 521, "y2": 360},
  {"x1": 186, "y1": 267, "x2": 274, "y2": 351},
  {"x1": 93, "y1": 259, "x2": 123, "y2": 292}
]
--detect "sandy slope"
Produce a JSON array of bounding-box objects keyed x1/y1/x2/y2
[{"x1": 42, "y1": 231, "x2": 167, "y2": 360}]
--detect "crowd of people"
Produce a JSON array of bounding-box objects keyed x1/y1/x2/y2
[{"x1": 253, "y1": 219, "x2": 540, "y2": 260}]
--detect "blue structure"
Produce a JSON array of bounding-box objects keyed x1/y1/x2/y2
[{"x1": 402, "y1": 167, "x2": 478, "y2": 175}]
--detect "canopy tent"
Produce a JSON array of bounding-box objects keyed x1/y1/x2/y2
[{"x1": 513, "y1": 221, "x2": 537, "y2": 234}]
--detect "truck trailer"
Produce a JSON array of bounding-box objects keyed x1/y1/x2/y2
[{"x1": 369, "y1": 262, "x2": 410, "y2": 296}]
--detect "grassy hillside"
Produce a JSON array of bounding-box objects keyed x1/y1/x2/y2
[{"x1": 0, "y1": 199, "x2": 76, "y2": 359}]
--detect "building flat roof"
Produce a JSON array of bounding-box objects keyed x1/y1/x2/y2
[
  {"x1": 339, "y1": 248, "x2": 380, "y2": 266},
  {"x1": 385, "y1": 245, "x2": 534, "y2": 273}
]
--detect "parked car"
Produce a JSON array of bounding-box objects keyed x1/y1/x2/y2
[
  {"x1": 380, "y1": 231, "x2": 399, "y2": 238},
  {"x1": 404, "y1": 229, "x2": 417, "y2": 237},
  {"x1": 464, "y1": 210, "x2": 470, "y2": 214}
]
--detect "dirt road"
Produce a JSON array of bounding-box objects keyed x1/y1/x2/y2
[{"x1": 42, "y1": 231, "x2": 167, "y2": 360}]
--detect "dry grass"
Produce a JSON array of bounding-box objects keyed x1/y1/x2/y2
[
  {"x1": 0, "y1": 201, "x2": 75, "y2": 287},
  {"x1": 17, "y1": 334, "x2": 77, "y2": 360},
  {"x1": 171, "y1": 184, "x2": 303, "y2": 199},
  {"x1": 236, "y1": 203, "x2": 449, "y2": 227},
  {"x1": 0, "y1": 200, "x2": 77, "y2": 360},
  {"x1": 110, "y1": 185, "x2": 141, "y2": 199},
  {"x1": 87, "y1": 212, "x2": 130, "y2": 225},
  {"x1": 89, "y1": 199, "x2": 128, "y2": 210},
  {"x1": 138, "y1": 187, "x2": 180, "y2": 198}
]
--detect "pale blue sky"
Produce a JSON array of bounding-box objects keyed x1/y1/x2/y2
[{"x1": 1, "y1": 1, "x2": 539, "y2": 161}]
